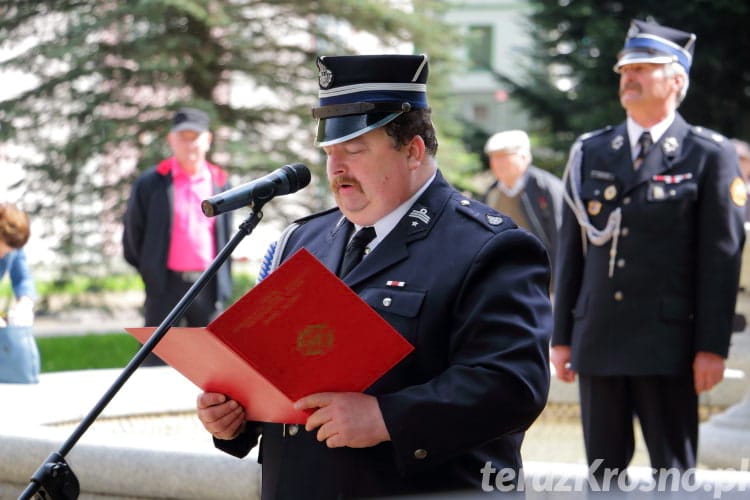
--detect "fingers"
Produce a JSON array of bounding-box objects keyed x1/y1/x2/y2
[
  {"x1": 294, "y1": 392, "x2": 334, "y2": 411},
  {"x1": 197, "y1": 391, "x2": 227, "y2": 409},
  {"x1": 196, "y1": 392, "x2": 246, "y2": 439},
  {"x1": 694, "y1": 369, "x2": 723, "y2": 393},
  {"x1": 693, "y1": 352, "x2": 725, "y2": 394},
  {"x1": 556, "y1": 366, "x2": 577, "y2": 383},
  {"x1": 550, "y1": 346, "x2": 576, "y2": 383}
]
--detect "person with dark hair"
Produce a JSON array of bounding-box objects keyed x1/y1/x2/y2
[
  {"x1": 0, "y1": 202, "x2": 36, "y2": 327},
  {"x1": 552, "y1": 19, "x2": 745, "y2": 484},
  {"x1": 195, "y1": 54, "x2": 552, "y2": 499},
  {"x1": 123, "y1": 108, "x2": 233, "y2": 365}
]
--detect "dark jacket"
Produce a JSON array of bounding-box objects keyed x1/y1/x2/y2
[
  {"x1": 122, "y1": 159, "x2": 233, "y2": 302},
  {"x1": 553, "y1": 114, "x2": 745, "y2": 375},
  {"x1": 215, "y1": 171, "x2": 552, "y2": 499},
  {"x1": 482, "y1": 165, "x2": 563, "y2": 269}
]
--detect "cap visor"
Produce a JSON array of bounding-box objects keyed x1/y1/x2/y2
[
  {"x1": 171, "y1": 123, "x2": 208, "y2": 133},
  {"x1": 614, "y1": 51, "x2": 675, "y2": 72},
  {"x1": 315, "y1": 113, "x2": 401, "y2": 147}
]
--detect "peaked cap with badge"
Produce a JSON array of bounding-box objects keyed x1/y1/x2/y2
[
  {"x1": 312, "y1": 54, "x2": 429, "y2": 147},
  {"x1": 614, "y1": 19, "x2": 696, "y2": 73}
]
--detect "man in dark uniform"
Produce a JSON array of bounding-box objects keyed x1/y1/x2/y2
[
  {"x1": 481, "y1": 129, "x2": 563, "y2": 275},
  {"x1": 196, "y1": 54, "x2": 552, "y2": 498},
  {"x1": 551, "y1": 20, "x2": 746, "y2": 485}
]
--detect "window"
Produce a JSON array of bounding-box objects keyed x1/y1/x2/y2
[{"x1": 467, "y1": 25, "x2": 493, "y2": 70}]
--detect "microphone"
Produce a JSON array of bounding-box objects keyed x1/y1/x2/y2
[{"x1": 201, "y1": 163, "x2": 311, "y2": 217}]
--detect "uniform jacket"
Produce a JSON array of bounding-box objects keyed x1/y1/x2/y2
[
  {"x1": 216, "y1": 171, "x2": 552, "y2": 499},
  {"x1": 553, "y1": 114, "x2": 745, "y2": 376},
  {"x1": 0, "y1": 249, "x2": 36, "y2": 300},
  {"x1": 481, "y1": 165, "x2": 564, "y2": 269},
  {"x1": 122, "y1": 159, "x2": 233, "y2": 302}
]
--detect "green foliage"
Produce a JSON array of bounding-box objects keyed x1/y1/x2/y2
[
  {"x1": 502, "y1": 1, "x2": 750, "y2": 162},
  {"x1": 0, "y1": 0, "x2": 461, "y2": 281},
  {"x1": 230, "y1": 271, "x2": 256, "y2": 303},
  {"x1": 37, "y1": 333, "x2": 140, "y2": 372}
]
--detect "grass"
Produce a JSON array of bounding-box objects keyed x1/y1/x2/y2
[
  {"x1": 12, "y1": 270, "x2": 258, "y2": 373},
  {"x1": 37, "y1": 333, "x2": 141, "y2": 372}
]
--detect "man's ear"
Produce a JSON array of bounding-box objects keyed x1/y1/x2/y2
[
  {"x1": 406, "y1": 135, "x2": 426, "y2": 170},
  {"x1": 673, "y1": 72, "x2": 686, "y2": 93}
]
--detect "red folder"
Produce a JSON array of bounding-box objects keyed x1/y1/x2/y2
[{"x1": 126, "y1": 248, "x2": 414, "y2": 424}]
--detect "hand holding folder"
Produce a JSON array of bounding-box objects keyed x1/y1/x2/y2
[{"x1": 127, "y1": 248, "x2": 414, "y2": 424}]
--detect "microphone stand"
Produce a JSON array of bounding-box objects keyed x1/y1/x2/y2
[{"x1": 19, "y1": 204, "x2": 268, "y2": 500}]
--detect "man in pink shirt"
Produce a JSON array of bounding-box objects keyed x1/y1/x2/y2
[{"x1": 123, "y1": 108, "x2": 233, "y2": 365}]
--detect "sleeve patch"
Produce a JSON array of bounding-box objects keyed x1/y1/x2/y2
[{"x1": 730, "y1": 177, "x2": 747, "y2": 207}]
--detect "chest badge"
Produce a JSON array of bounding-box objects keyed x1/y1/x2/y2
[
  {"x1": 587, "y1": 200, "x2": 602, "y2": 216},
  {"x1": 386, "y1": 280, "x2": 406, "y2": 288},
  {"x1": 651, "y1": 185, "x2": 666, "y2": 200},
  {"x1": 603, "y1": 185, "x2": 618, "y2": 201}
]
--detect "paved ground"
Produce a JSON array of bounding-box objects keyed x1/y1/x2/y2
[
  {"x1": 26, "y1": 302, "x2": 743, "y2": 469},
  {"x1": 34, "y1": 307, "x2": 143, "y2": 337}
]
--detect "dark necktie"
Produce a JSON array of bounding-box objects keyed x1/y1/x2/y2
[
  {"x1": 633, "y1": 131, "x2": 653, "y2": 170},
  {"x1": 338, "y1": 226, "x2": 376, "y2": 278}
]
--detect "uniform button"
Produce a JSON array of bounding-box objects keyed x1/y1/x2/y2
[
  {"x1": 620, "y1": 227, "x2": 629, "y2": 237},
  {"x1": 623, "y1": 196, "x2": 631, "y2": 205},
  {"x1": 288, "y1": 424, "x2": 299, "y2": 436},
  {"x1": 460, "y1": 199, "x2": 470, "y2": 206},
  {"x1": 669, "y1": 189, "x2": 677, "y2": 197},
  {"x1": 614, "y1": 291, "x2": 624, "y2": 301},
  {"x1": 413, "y1": 449, "x2": 428, "y2": 460},
  {"x1": 617, "y1": 258, "x2": 625, "y2": 268},
  {"x1": 382, "y1": 297, "x2": 392, "y2": 307}
]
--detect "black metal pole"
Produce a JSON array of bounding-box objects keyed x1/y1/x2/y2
[{"x1": 19, "y1": 207, "x2": 265, "y2": 500}]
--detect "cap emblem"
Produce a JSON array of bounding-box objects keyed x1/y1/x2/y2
[{"x1": 317, "y1": 59, "x2": 333, "y2": 89}]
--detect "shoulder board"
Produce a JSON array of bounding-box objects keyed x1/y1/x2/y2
[
  {"x1": 293, "y1": 206, "x2": 340, "y2": 225},
  {"x1": 578, "y1": 125, "x2": 614, "y2": 143},
  {"x1": 689, "y1": 126, "x2": 728, "y2": 146},
  {"x1": 452, "y1": 195, "x2": 515, "y2": 233}
]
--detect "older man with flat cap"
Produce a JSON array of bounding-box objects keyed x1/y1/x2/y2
[
  {"x1": 123, "y1": 107, "x2": 233, "y2": 365},
  {"x1": 552, "y1": 20, "x2": 746, "y2": 484},
  {"x1": 481, "y1": 130, "x2": 563, "y2": 277},
  {"x1": 196, "y1": 54, "x2": 552, "y2": 498}
]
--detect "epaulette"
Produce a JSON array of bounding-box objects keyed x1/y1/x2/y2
[
  {"x1": 690, "y1": 126, "x2": 728, "y2": 148},
  {"x1": 292, "y1": 206, "x2": 339, "y2": 225},
  {"x1": 578, "y1": 125, "x2": 614, "y2": 144},
  {"x1": 452, "y1": 194, "x2": 515, "y2": 233}
]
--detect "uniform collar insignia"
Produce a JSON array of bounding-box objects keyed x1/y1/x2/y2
[
  {"x1": 662, "y1": 136, "x2": 679, "y2": 154},
  {"x1": 611, "y1": 135, "x2": 624, "y2": 151},
  {"x1": 408, "y1": 207, "x2": 431, "y2": 227}
]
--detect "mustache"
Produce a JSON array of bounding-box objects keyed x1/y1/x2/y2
[
  {"x1": 330, "y1": 175, "x2": 361, "y2": 191},
  {"x1": 620, "y1": 82, "x2": 641, "y2": 95}
]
